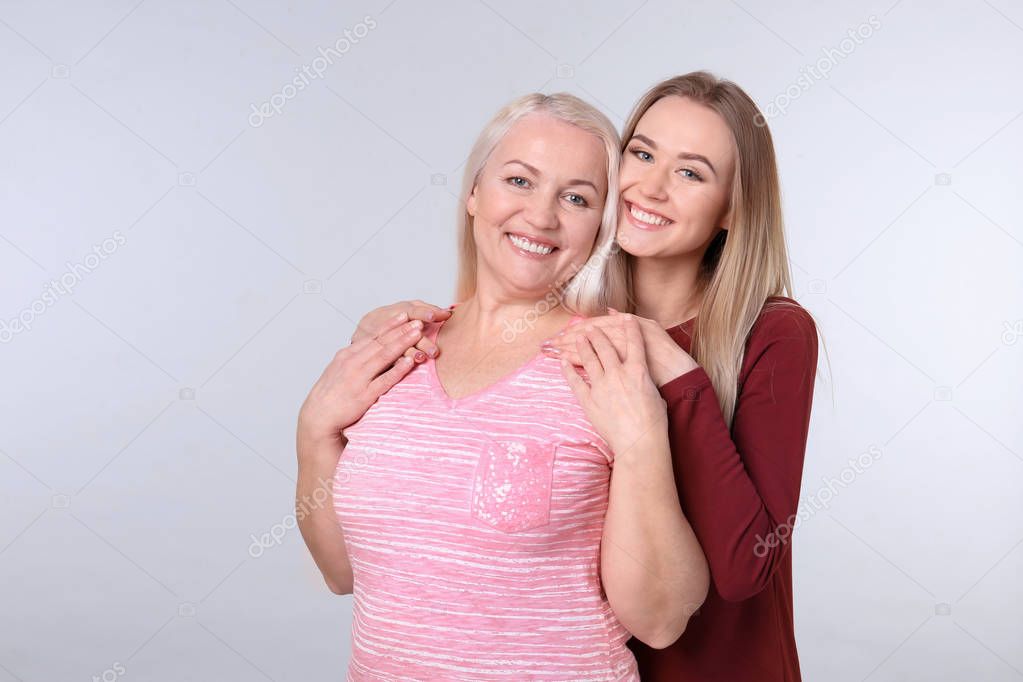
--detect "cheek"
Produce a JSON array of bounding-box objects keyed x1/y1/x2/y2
[
  {"x1": 561, "y1": 212, "x2": 603, "y2": 251},
  {"x1": 475, "y1": 183, "x2": 522, "y2": 226},
  {"x1": 672, "y1": 186, "x2": 724, "y2": 225},
  {"x1": 618, "y1": 161, "x2": 640, "y2": 189}
]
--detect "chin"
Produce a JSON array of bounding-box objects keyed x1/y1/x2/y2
[{"x1": 617, "y1": 225, "x2": 667, "y2": 257}]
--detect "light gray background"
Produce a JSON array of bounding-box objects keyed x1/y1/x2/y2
[{"x1": 1, "y1": 1, "x2": 1021, "y2": 680}]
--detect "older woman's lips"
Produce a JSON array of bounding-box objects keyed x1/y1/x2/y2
[{"x1": 505, "y1": 232, "x2": 559, "y2": 258}]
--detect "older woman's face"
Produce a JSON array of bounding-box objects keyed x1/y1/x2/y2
[
  {"x1": 467, "y1": 113, "x2": 607, "y2": 300},
  {"x1": 617, "y1": 96, "x2": 736, "y2": 259}
]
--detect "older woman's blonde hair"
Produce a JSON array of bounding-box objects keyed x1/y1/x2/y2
[{"x1": 454, "y1": 93, "x2": 628, "y2": 316}]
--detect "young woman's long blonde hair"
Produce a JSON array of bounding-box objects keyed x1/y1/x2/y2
[
  {"x1": 454, "y1": 93, "x2": 629, "y2": 316},
  {"x1": 621, "y1": 72, "x2": 817, "y2": 427}
]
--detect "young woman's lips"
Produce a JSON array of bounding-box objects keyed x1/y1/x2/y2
[
  {"x1": 624, "y1": 201, "x2": 675, "y2": 231},
  {"x1": 504, "y1": 232, "x2": 559, "y2": 259}
]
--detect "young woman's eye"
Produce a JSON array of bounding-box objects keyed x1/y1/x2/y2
[
  {"x1": 507, "y1": 176, "x2": 531, "y2": 188},
  {"x1": 680, "y1": 168, "x2": 703, "y2": 181},
  {"x1": 629, "y1": 147, "x2": 653, "y2": 162},
  {"x1": 565, "y1": 193, "x2": 588, "y2": 207}
]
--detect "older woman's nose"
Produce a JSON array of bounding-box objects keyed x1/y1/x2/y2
[{"x1": 523, "y1": 195, "x2": 559, "y2": 231}]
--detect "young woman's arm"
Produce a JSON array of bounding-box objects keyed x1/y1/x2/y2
[
  {"x1": 658, "y1": 306, "x2": 818, "y2": 601},
  {"x1": 296, "y1": 434, "x2": 353, "y2": 594},
  {"x1": 562, "y1": 315, "x2": 709, "y2": 648}
]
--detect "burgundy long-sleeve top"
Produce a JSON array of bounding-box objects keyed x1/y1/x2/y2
[{"x1": 627, "y1": 296, "x2": 818, "y2": 682}]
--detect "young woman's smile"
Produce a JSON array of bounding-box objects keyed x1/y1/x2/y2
[{"x1": 623, "y1": 200, "x2": 676, "y2": 231}]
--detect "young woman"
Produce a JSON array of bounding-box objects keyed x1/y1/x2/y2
[
  {"x1": 353, "y1": 72, "x2": 820, "y2": 681},
  {"x1": 297, "y1": 92, "x2": 708, "y2": 680}
]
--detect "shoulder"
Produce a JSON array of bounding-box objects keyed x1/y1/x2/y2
[
  {"x1": 750, "y1": 296, "x2": 818, "y2": 344},
  {"x1": 741, "y1": 296, "x2": 819, "y2": 374}
]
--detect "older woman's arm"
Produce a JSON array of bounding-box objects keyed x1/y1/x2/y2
[
  {"x1": 560, "y1": 316, "x2": 709, "y2": 648},
  {"x1": 600, "y1": 429, "x2": 709, "y2": 648}
]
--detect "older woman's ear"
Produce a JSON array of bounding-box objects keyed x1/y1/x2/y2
[{"x1": 466, "y1": 185, "x2": 478, "y2": 217}]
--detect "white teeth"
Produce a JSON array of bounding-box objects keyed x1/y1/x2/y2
[
  {"x1": 629, "y1": 204, "x2": 671, "y2": 226},
  {"x1": 508, "y1": 234, "x2": 554, "y2": 255}
]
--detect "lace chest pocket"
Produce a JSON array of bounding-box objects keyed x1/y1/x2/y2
[{"x1": 469, "y1": 440, "x2": 557, "y2": 533}]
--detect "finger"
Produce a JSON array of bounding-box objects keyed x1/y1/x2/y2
[
  {"x1": 622, "y1": 314, "x2": 648, "y2": 367},
  {"x1": 351, "y1": 309, "x2": 408, "y2": 344},
  {"x1": 559, "y1": 358, "x2": 590, "y2": 399},
  {"x1": 367, "y1": 355, "x2": 416, "y2": 396},
  {"x1": 576, "y1": 333, "x2": 604, "y2": 379},
  {"x1": 358, "y1": 319, "x2": 424, "y2": 375},
  {"x1": 543, "y1": 323, "x2": 596, "y2": 352},
  {"x1": 404, "y1": 347, "x2": 429, "y2": 364},
  {"x1": 350, "y1": 317, "x2": 419, "y2": 355},
  {"x1": 409, "y1": 302, "x2": 452, "y2": 323},
  {"x1": 415, "y1": 335, "x2": 439, "y2": 358},
  {"x1": 549, "y1": 315, "x2": 618, "y2": 345},
  {"x1": 587, "y1": 326, "x2": 625, "y2": 368},
  {"x1": 542, "y1": 340, "x2": 581, "y2": 366},
  {"x1": 351, "y1": 310, "x2": 410, "y2": 347}
]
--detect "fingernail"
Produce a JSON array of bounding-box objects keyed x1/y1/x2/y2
[
  {"x1": 414, "y1": 351, "x2": 427, "y2": 363},
  {"x1": 427, "y1": 348, "x2": 439, "y2": 357},
  {"x1": 425, "y1": 311, "x2": 435, "y2": 321}
]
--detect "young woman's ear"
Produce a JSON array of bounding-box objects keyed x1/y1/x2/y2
[
  {"x1": 719, "y1": 203, "x2": 733, "y2": 231},
  {"x1": 466, "y1": 185, "x2": 478, "y2": 217}
]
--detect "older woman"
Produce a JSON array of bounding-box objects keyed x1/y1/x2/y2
[{"x1": 296, "y1": 93, "x2": 708, "y2": 680}]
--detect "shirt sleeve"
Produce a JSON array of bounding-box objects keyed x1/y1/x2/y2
[{"x1": 657, "y1": 305, "x2": 818, "y2": 602}]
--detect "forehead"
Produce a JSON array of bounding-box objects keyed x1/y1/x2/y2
[
  {"x1": 490, "y1": 113, "x2": 607, "y2": 184},
  {"x1": 635, "y1": 96, "x2": 735, "y2": 171}
]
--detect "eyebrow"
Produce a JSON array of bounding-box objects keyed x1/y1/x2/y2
[
  {"x1": 503, "y1": 159, "x2": 600, "y2": 192},
  {"x1": 629, "y1": 134, "x2": 717, "y2": 177}
]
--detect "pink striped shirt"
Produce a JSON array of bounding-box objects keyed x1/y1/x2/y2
[{"x1": 334, "y1": 308, "x2": 639, "y2": 680}]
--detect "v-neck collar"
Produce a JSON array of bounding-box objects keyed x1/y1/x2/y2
[{"x1": 425, "y1": 304, "x2": 582, "y2": 408}]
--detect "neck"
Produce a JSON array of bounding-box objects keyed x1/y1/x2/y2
[
  {"x1": 631, "y1": 252, "x2": 704, "y2": 329},
  {"x1": 453, "y1": 286, "x2": 571, "y2": 343}
]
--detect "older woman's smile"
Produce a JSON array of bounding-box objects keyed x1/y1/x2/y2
[{"x1": 505, "y1": 231, "x2": 559, "y2": 257}]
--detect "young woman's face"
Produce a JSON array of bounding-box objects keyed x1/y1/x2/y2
[
  {"x1": 618, "y1": 96, "x2": 736, "y2": 259},
  {"x1": 467, "y1": 114, "x2": 607, "y2": 300}
]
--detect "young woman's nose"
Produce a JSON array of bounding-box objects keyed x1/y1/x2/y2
[{"x1": 637, "y1": 167, "x2": 669, "y2": 202}]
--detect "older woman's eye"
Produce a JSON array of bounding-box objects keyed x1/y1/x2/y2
[
  {"x1": 507, "y1": 176, "x2": 531, "y2": 188},
  {"x1": 565, "y1": 193, "x2": 588, "y2": 207}
]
